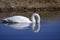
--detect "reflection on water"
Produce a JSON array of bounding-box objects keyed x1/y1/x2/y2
[
  {"x1": 6, "y1": 23, "x2": 31, "y2": 29},
  {"x1": 1, "y1": 22, "x2": 40, "y2": 32},
  {"x1": 0, "y1": 18, "x2": 60, "y2": 40}
]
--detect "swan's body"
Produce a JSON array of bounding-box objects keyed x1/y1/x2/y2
[
  {"x1": 1, "y1": 13, "x2": 40, "y2": 32},
  {"x1": 2, "y1": 16, "x2": 32, "y2": 24}
]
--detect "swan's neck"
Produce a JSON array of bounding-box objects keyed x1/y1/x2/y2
[
  {"x1": 31, "y1": 13, "x2": 40, "y2": 32},
  {"x1": 31, "y1": 13, "x2": 40, "y2": 23}
]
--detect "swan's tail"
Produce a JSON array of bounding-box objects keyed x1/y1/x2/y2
[
  {"x1": 0, "y1": 18, "x2": 3, "y2": 24},
  {"x1": 0, "y1": 18, "x2": 8, "y2": 24}
]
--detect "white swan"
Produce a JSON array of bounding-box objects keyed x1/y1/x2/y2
[{"x1": 1, "y1": 13, "x2": 40, "y2": 32}]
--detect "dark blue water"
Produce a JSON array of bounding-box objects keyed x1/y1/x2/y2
[{"x1": 0, "y1": 18, "x2": 60, "y2": 40}]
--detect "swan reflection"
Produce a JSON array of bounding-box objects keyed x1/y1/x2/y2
[
  {"x1": 7, "y1": 23, "x2": 31, "y2": 29},
  {"x1": 5, "y1": 23, "x2": 40, "y2": 32}
]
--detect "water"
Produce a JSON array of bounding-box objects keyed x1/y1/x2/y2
[{"x1": 0, "y1": 18, "x2": 60, "y2": 40}]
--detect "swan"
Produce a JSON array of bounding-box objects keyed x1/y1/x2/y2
[{"x1": 1, "y1": 13, "x2": 40, "y2": 32}]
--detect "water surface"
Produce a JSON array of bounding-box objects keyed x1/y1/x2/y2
[{"x1": 0, "y1": 18, "x2": 60, "y2": 40}]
